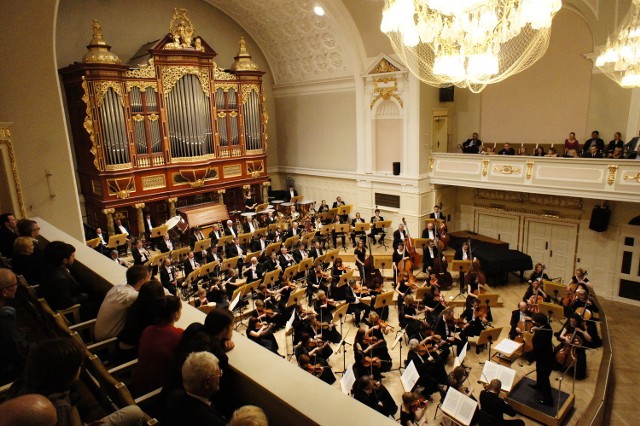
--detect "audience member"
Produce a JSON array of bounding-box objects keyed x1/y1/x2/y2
[
  {"x1": 497, "y1": 143, "x2": 515, "y2": 155},
  {"x1": 132, "y1": 295, "x2": 183, "y2": 395},
  {"x1": 624, "y1": 130, "x2": 640, "y2": 158},
  {"x1": 94, "y1": 265, "x2": 150, "y2": 341},
  {"x1": 546, "y1": 147, "x2": 558, "y2": 157},
  {"x1": 0, "y1": 394, "x2": 57, "y2": 426},
  {"x1": 164, "y1": 351, "x2": 226, "y2": 426},
  {"x1": 461, "y1": 132, "x2": 482, "y2": 153},
  {"x1": 16, "y1": 219, "x2": 40, "y2": 239},
  {"x1": 229, "y1": 405, "x2": 269, "y2": 426},
  {"x1": 533, "y1": 146, "x2": 545, "y2": 156},
  {"x1": 11, "y1": 236, "x2": 44, "y2": 284},
  {"x1": 606, "y1": 131, "x2": 624, "y2": 155},
  {"x1": 563, "y1": 132, "x2": 580, "y2": 155},
  {"x1": 0, "y1": 268, "x2": 28, "y2": 383},
  {"x1": 0, "y1": 213, "x2": 18, "y2": 258},
  {"x1": 582, "y1": 130, "x2": 604, "y2": 155}
]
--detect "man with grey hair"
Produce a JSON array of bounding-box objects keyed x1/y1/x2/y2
[
  {"x1": 0, "y1": 268, "x2": 28, "y2": 383},
  {"x1": 479, "y1": 379, "x2": 525, "y2": 425},
  {"x1": 164, "y1": 351, "x2": 226, "y2": 426}
]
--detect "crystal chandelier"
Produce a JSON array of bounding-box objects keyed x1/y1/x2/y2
[
  {"x1": 380, "y1": 0, "x2": 562, "y2": 93},
  {"x1": 595, "y1": 0, "x2": 640, "y2": 88}
]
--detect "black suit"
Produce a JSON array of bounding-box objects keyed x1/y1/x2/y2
[
  {"x1": 480, "y1": 390, "x2": 525, "y2": 425},
  {"x1": 39, "y1": 265, "x2": 88, "y2": 311},
  {"x1": 582, "y1": 137, "x2": 605, "y2": 154},
  {"x1": 531, "y1": 324, "x2": 554, "y2": 405},
  {"x1": 225, "y1": 243, "x2": 245, "y2": 259},
  {"x1": 421, "y1": 244, "x2": 439, "y2": 273},
  {"x1": 284, "y1": 188, "x2": 298, "y2": 202},
  {"x1": 183, "y1": 257, "x2": 199, "y2": 278},
  {"x1": 164, "y1": 390, "x2": 226, "y2": 426},
  {"x1": 160, "y1": 265, "x2": 177, "y2": 295},
  {"x1": 509, "y1": 309, "x2": 533, "y2": 340},
  {"x1": 392, "y1": 229, "x2": 406, "y2": 250},
  {"x1": 132, "y1": 247, "x2": 149, "y2": 265},
  {"x1": 0, "y1": 227, "x2": 17, "y2": 258},
  {"x1": 429, "y1": 212, "x2": 445, "y2": 220},
  {"x1": 370, "y1": 215, "x2": 384, "y2": 243},
  {"x1": 462, "y1": 138, "x2": 482, "y2": 153},
  {"x1": 224, "y1": 225, "x2": 238, "y2": 238},
  {"x1": 498, "y1": 147, "x2": 515, "y2": 155},
  {"x1": 208, "y1": 229, "x2": 223, "y2": 246},
  {"x1": 243, "y1": 263, "x2": 263, "y2": 281},
  {"x1": 158, "y1": 239, "x2": 174, "y2": 253}
]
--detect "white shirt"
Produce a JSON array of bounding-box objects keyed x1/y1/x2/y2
[
  {"x1": 95, "y1": 284, "x2": 138, "y2": 341},
  {"x1": 117, "y1": 225, "x2": 128, "y2": 236}
]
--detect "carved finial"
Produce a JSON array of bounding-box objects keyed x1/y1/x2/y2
[
  {"x1": 165, "y1": 8, "x2": 197, "y2": 50},
  {"x1": 231, "y1": 37, "x2": 258, "y2": 71},
  {"x1": 83, "y1": 20, "x2": 121, "y2": 64}
]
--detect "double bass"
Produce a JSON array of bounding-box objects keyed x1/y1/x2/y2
[
  {"x1": 431, "y1": 237, "x2": 453, "y2": 290},
  {"x1": 397, "y1": 218, "x2": 418, "y2": 286},
  {"x1": 464, "y1": 239, "x2": 486, "y2": 291}
]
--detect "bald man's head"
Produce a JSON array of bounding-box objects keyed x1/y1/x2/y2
[{"x1": 0, "y1": 394, "x2": 57, "y2": 426}]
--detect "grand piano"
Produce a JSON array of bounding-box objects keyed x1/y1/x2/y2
[{"x1": 448, "y1": 231, "x2": 533, "y2": 286}]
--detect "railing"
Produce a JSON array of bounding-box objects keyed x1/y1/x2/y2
[{"x1": 428, "y1": 153, "x2": 640, "y2": 203}]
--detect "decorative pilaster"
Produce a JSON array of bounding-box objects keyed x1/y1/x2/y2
[
  {"x1": 262, "y1": 181, "x2": 271, "y2": 203},
  {"x1": 168, "y1": 197, "x2": 178, "y2": 217},
  {"x1": 134, "y1": 203, "x2": 145, "y2": 236},
  {"x1": 102, "y1": 208, "x2": 116, "y2": 235},
  {"x1": 217, "y1": 189, "x2": 225, "y2": 204}
]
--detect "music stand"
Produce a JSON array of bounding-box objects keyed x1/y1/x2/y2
[
  {"x1": 200, "y1": 261, "x2": 219, "y2": 276},
  {"x1": 539, "y1": 301, "x2": 565, "y2": 322},
  {"x1": 312, "y1": 255, "x2": 326, "y2": 268},
  {"x1": 451, "y1": 260, "x2": 472, "y2": 299},
  {"x1": 267, "y1": 224, "x2": 280, "y2": 233},
  {"x1": 301, "y1": 231, "x2": 317, "y2": 244},
  {"x1": 107, "y1": 234, "x2": 128, "y2": 250},
  {"x1": 221, "y1": 256, "x2": 240, "y2": 272},
  {"x1": 320, "y1": 224, "x2": 334, "y2": 246},
  {"x1": 415, "y1": 285, "x2": 431, "y2": 301},
  {"x1": 149, "y1": 225, "x2": 169, "y2": 239},
  {"x1": 332, "y1": 302, "x2": 351, "y2": 374},
  {"x1": 231, "y1": 284, "x2": 249, "y2": 329},
  {"x1": 216, "y1": 235, "x2": 232, "y2": 249},
  {"x1": 265, "y1": 242, "x2": 281, "y2": 257},
  {"x1": 253, "y1": 228, "x2": 267, "y2": 239},
  {"x1": 244, "y1": 280, "x2": 262, "y2": 310},
  {"x1": 375, "y1": 221, "x2": 392, "y2": 250},
  {"x1": 337, "y1": 205, "x2": 352, "y2": 216},
  {"x1": 374, "y1": 290, "x2": 394, "y2": 310},
  {"x1": 282, "y1": 264, "x2": 299, "y2": 282},
  {"x1": 476, "y1": 293, "x2": 500, "y2": 308},
  {"x1": 286, "y1": 287, "x2": 306, "y2": 308},
  {"x1": 325, "y1": 248, "x2": 340, "y2": 264},
  {"x1": 413, "y1": 238, "x2": 431, "y2": 252},
  {"x1": 291, "y1": 195, "x2": 303, "y2": 204},
  {"x1": 238, "y1": 233, "x2": 252, "y2": 246},
  {"x1": 284, "y1": 235, "x2": 300, "y2": 249},
  {"x1": 184, "y1": 270, "x2": 201, "y2": 290},
  {"x1": 194, "y1": 238, "x2": 211, "y2": 252},
  {"x1": 255, "y1": 203, "x2": 269, "y2": 212},
  {"x1": 336, "y1": 270, "x2": 355, "y2": 288},
  {"x1": 333, "y1": 223, "x2": 351, "y2": 252},
  {"x1": 171, "y1": 247, "x2": 190, "y2": 263},
  {"x1": 544, "y1": 281, "x2": 568, "y2": 304},
  {"x1": 374, "y1": 256, "x2": 392, "y2": 280},
  {"x1": 297, "y1": 258, "x2": 313, "y2": 275},
  {"x1": 477, "y1": 326, "x2": 503, "y2": 364},
  {"x1": 244, "y1": 250, "x2": 262, "y2": 264},
  {"x1": 262, "y1": 269, "x2": 281, "y2": 288}
]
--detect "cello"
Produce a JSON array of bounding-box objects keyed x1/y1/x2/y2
[
  {"x1": 402, "y1": 217, "x2": 421, "y2": 266},
  {"x1": 465, "y1": 239, "x2": 486, "y2": 292},
  {"x1": 364, "y1": 236, "x2": 383, "y2": 290}
]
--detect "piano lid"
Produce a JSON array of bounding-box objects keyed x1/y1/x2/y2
[{"x1": 177, "y1": 202, "x2": 229, "y2": 228}]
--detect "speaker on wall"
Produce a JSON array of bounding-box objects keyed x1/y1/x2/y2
[
  {"x1": 392, "y1": 162, "x2": 400, "y2": 176},
  {"x1": 589, "y1": 204, "x2": 611, "y2": 232},
  {"x1": 439, "y1": 86, "x2": 454, "y2": 102}
]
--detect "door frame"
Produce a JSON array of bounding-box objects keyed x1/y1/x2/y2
[{"x1": 522, "y1": 217, "x2": 578, "y2": 279}]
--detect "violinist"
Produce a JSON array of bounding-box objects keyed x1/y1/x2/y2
[
  {"x1": 331, "y1": 257, "x2": 348, "y2": 300},
  {"x1": 416, "y1": 322, "x2": 450, "y2": 360},
  {"x1": 406, "y1": 338, "x2": 448, "y2": 400},
  {"x1": 246, "y1": 317, "x2": 280, "y2": 355},
  {"x1": 346, "y1": 279, "x2": 371, "y2": 327},
  {"x1": 447, "y1": 365, "x2": 475, "y2": 399},
  {"x1": 252, "y1": 299, "x2": 281, "y2": 328},
  {"x1": 352, "y1": 375, "x2": 397, "y2": 418},
  {"x1": 434, "y1": 309, "x2": 463, "y2": 356},
  {"x1": 206, "y1": 277, "x2": 230, "y2": 307},
  {"x1": 460, "y1": 299, "x2": 491, "y2": 352},
  {"x1": 395, "y1": 271, "x2": 414, "y2": 328},
  {"x1": 365, "y1": 312, "x2": 393, "y2": 370},
  {"x1": 400, "y1": 392, "x2": 427, "y2": 426},
  {"x1": 509, "y1": 301, "x2": 533, "y2": 340},
  {"x1": 295, "y1": 332, "x2": 333, "y2": 366},
  {"x1": 529, "y1": 263, "x2": 550, "y2": 283},
  {"x1": 480, "y1": 379, "x2": 525, "y2": 426},
  {"x1": 307, "y1": 264, "x2": 330, "y2": 303},
  {"x1": 353, "y1": 328, "x2": 385, "y2": 380},
  {"x1": 312, "y1": 291, "x2": 341, "y2": 343},
  {"x1": 292, "y1": 303, "x2": 315, "y2": 344},
  {"x1": 554, "y1": 313, "x2": 590, "y2": 380},
  {"x1": 423, "y1": 285, "x2": 447, "y2": 323},
  {"x1": 297, "y1": 353, "x2": 336, "y2": 385}
]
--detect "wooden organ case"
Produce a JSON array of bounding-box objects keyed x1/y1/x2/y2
[{"x1": 59, "y1": 10, "x2": 269, "y2": 237}]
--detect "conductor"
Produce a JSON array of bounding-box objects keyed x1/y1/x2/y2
[{"x1": 529, "y1": 313, "x2": 554, "y2": 406}]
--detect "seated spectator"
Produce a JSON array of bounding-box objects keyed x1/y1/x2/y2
[
  {"x1": 12, "y1": 337, "x2": 145, "y2": 426},
  {"x1": 0, "y1": 394, "x2": 57, "y2": 426},
  {"x1": 16, "y1": 219, "x2": 40, "y2": 239},
  {"x1": 564, "y1": 148, "x2": 578, "y2": 157},
  {"x1": 546, "y1": 147, "x2": 558, "y2": 157},
  {"x1": 132, "y1": 295, "x2": 183, "y2": 395},
  {"x1": 0, "y1": 212, "x2": 18, "y2": 258},
  {"x1": 582, "y1": 130, "x2": 605, "y2": 155},
  {"x1": 497, "y1": 143, "x2": 515, "y2": 155},
  {"x1": 582, "y1": 144, "x2": 603, "y2": 158},
  {"x1": 164, "y1": 351, "x2": 226, "y2": 426},
  {"x1": 94, "y1": 265, "x2": 150, "y2": 341},
  {"x1": 11, "y1": 236, "x2": 44, "y2": 284},
  {"x1": 563, "y1": 132, "x2": 580, "y2": 155},
  {"x1": 0, "y1": 268, "x2": 28, "y2": 384},
  {"x1": 518, "y1": 146, "x2": 528, "y2": 156},
  {"x1": 229, "y1": 405, "x2": 269, "y2": 426},
  {"x1": 117, "y1": 280, "x2": 165, "y2": 361},
  {"x1": 606, "y1": 132, "x2": 624, "y2": 155},
  {"x1": 533, "y1": 146, "x2": 545, "y2": 157},
  {"x1": 39, "y1": 241, "x2": 89, "y2": 313}
]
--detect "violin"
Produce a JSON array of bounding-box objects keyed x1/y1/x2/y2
[
  {"x1": 377, "y1": 319, "x2": 394, "y2": 332},
  {"x1": 257, "y1": 307, "x2": 276, "y2": 318},
  {"x1": 363, "y1": 356, "x2": 386, "y2": 368},
  {"x1": 353, "y1": 284, "x2": 370, "y2": 295},
  {"x1": 304, "y1": 363, "x2": 325, "y2": 375}
]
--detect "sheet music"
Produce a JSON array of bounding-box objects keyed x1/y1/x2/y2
[
  {"x1": 340, "y1": 366, "x2": 356, "y2": 395},
  {"x1": 441, "y1": 387, "x2": 478, "y2": 426},
  {"x1": 285, "y1": 310, "x2": 295, "y2": 334},
  {"x1": 455, "y1": 342, "x2": 468, "y2": 367},
  {"x1": 401, "y1": 360, "x2": 420, "y2": 392},
  {"x1": 481, "y1": 361, "x2": 516, "y2": 392},
  {"x1": 229, "y1": 293, "x2": 240, "y2": 311},
  {"x1": 494, "y1": 339, "x2": 522, "y2": 356}
]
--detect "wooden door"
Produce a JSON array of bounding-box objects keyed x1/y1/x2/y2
[
  {"x1": 477, "y1": 212, "x2": 519, "y2": 248},
  {"x1": 524, "y1": 219, "x2": 577, "y2": 280},
  {"x1": 617, "y1": 228, "x2": 640, "y2": 301},
  {"x1": 431, "y1": 113, "x2": 448, "y2": 153}
]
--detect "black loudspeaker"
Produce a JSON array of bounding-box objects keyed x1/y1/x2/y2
[
  {"x1": 589, "y1": 205, "x2": 611, "y2": 232},
  {"x1": 439, "y1": 86, "x2": 454, "y2": 102},
  {"x1": 392, "y1": 162, "x2": 400, "y2": 176}
]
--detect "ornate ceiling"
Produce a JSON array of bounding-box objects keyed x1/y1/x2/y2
[{"x1": 205, "y1": 0, "x2": 355, "y2": 85}]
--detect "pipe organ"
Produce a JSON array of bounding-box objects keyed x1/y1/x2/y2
[{"x1": 59, "y1": 10, "x2": 268, "y2": 236}]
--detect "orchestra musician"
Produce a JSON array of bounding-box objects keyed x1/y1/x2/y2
[
  {"x1": 132, "y1": 239, "x2": 150, "y2": 265},
  {"x1": 353, "y1": 328, "x2": 386, "y2": 380},
  {"x1": 351, "y1": 212, "x2": 366, "y2": 247},
  {"x1": 251, "y1": 234, "x2": 268, "y2": 261},
  {"x1": 454, "y1": 240, "x2": 473, "y2": 287},
  {"x1": 246, "y1": 317, "x2": 280, "y2": 355},
  {"x1": 223, "y1": 219, "x2": 238, "y2": 238},
  {"x1": 265, "y1": 251, "x2": 282, "y2": 273},
  {"x1": 354, "y1": 240, "x2": 366, "y2": 281},
  {"x1": 109, "y1": 249, "x2": 128, "y2": 267},
  {"x1": 393, "y1": 223, "x2": 407, "y2": 250},
  {"x1": 403, "y1": 295, "x2": 432, "y2": 339},
  {"x1": 208, "y1": 224, "x2": 223, "y2": 250},
  {"x1": 243, "y1": 256, "x2": 264, "y2": 282},
  {"x1": 159, "y1": 257, "x2": 178, "y2": 296},
  {"x1": 395, "y1": 270, "x2": 413, "y2": 327},
  {"x1": 480, "y1": 379, "x2": 525, "y2": 426},
  {"x1": 297, "y1": 353, "x2": 336, "y2": 385},
  {"x1": 522, "y1": 278, "x2": 549, "y2": 308},
  {"x1": 421, "y1": 239, "x2": 442, "y2": 274},
  {"x1": 285, "y1": 221, "x2": 301, "y2": 239},
  {"x1": 309, "y1": 240, "x2": 325, "y2": 259},
  {"x1": 278, "y1": 246, "x2": 295, "y2": 269},
  {"x1": 284, "y1": 184, "x2": 298, "y2": 203},
  {"x1": 268, "y1": 225, "x2": 283, "y2": 243},
  {"x1": 447, "y1": 365, "x2": 475, "y2": 399},
  {"x1": 421, "y1": 222, "x2": 437, "y2": 240},
  {"x1": 332, "y1": 196, "x2": 348, "y2": 223},
  {"x1": 295, "y1": 332, "x2": 333, "y2": 366},
  {"x1": 429, "y1": 205, "x2": 446, "y2": 221},
  {"x1": 399, "y1": 392, "x2": 427, "y2": 426},
  {"x1": 568, "y1": 288, "x2": 602, "y2": 348},
  {"x1": 330, "y1": 257, "x2": 348, "y2": 300},
  {"x1": 554, "y1": 313, "x2": 590, "y2": 380},
  {"x1": 307, "y1": 264, "x2": 330, "y2": 303},
  {"x1": 366, "y1": 312, "x2": 393, "y2": 368},
  {"x1": 189, "y1": 226, "x2": 206, "y2": 249},
  {"x1": 352, "y1": 375, "x2": 397, "y2": 418},
  {"x1": 509, "y1": 301, "x2": 533, "y2": 340},
  {"x1": 370, "y1": 209, "x2": 384, "y2": 245},
  {"x1": 158, "y1": 234, "x2": 174, "y2": 253},
  {"x1": 292, "y1": 242, "x2": 308, "y2": 264},
  {"x1": 114, "y1": 219, "x2": 131, "y2": 252},
  {"x1": 244, "y1": 190, "x2": 257, "y2": 212},
  {"x1": 183, "y1": 251, "x2": 200, "y2": 289},
  {"x1": 460, "y1": 298, "x2": 492, "y2": 353},
  {"x1": 345, "y1": 279, "x2": 371, "y2": 327},
  {"x1": 529, "y1": 263, "x2": 550, "y2": 283},
  {"x1": 241, "y1": 215, "x2": 258, "y2": 234},
  {"x1": 434, "y1": 309, "x2": 464, "y2": 356},
  {"x1": 317, "y1": 200, "x2": 330, "y2": 214},
  {"x1": 312, "y1": 291, "x2": 342, "y2": 343},
  {"x1": 392, "y1": 241, "x2": 410, "y2": 283},
  {"x1": 406, "y1": 338, "x2": 448, "y2": 400}
]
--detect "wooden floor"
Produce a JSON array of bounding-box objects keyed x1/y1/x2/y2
[{"x1": 257, "y1": 242, "x2": 618, "y2": 425}]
